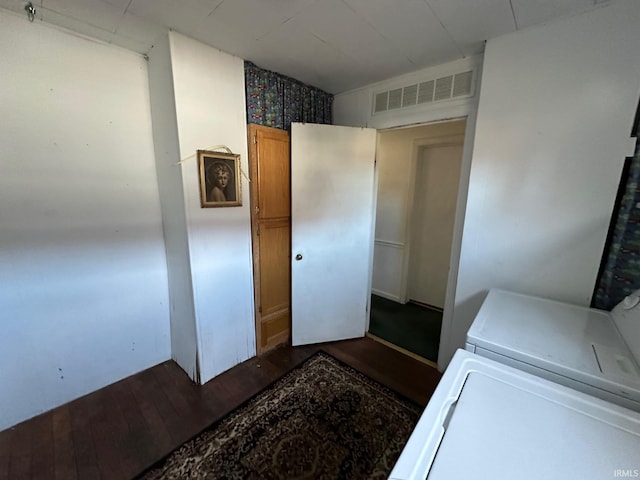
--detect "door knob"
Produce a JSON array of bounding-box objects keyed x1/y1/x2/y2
[{"x1": 295, "y1": 254, "x2": 303, "y2": 261}]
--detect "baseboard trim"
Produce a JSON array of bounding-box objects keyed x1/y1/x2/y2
[
  {"x1": 374, "y1": 239, "x2": 404, "y2": 249},
  {"x1": 408, "y1": 299, "x2": 443, "y2": 312},
  {"x1": 365, "y1": 332, "x2": 438, "y2": 369},
  {"x1": 371, "y1": 289, "x2": 402, "y2": 303}
]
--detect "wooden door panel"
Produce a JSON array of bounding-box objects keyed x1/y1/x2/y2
[
  {"x1": 248, "y1": 124, "x2": 291, "y2": 354},
  {"x1": 260, "y1": 312, "x2": 289, "y2": 348},
  {"x1": 258, "y1": 221, "x2": 290, "y2": 316},
  {"x1": 257, "y1": 131, "x2": 290, "y2": 219}
]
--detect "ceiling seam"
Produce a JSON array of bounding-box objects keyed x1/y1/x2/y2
[
  {"x1": 422, "y1": 0, "x2": 465, "y2": 59},
  {"x1": 339, "y1": 0, "x2": 416, "y2": 67},
  {"x1": 310, "y1": 31, "x2": 328, "y2": 45},
  {"x1": 508, "y1": 0, "x2": 520, "y2": 30},
  {"x1": 36, "y1": 5, "x2": 117, "y2": 35},
  {"x1": 207, "y1": 0, "x2": 225, "y2": 18},
  {"x1": 114, "y1": 0, "x2": 134, "y2": 36},
  {"x1": 254, "y1": 15, "x2": 295, "y2": 42},
  {"x1": 274, "y1": 2, "x2": 389, "y2": 78}
]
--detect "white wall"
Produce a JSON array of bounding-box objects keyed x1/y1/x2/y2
[
  {"x1": 373, "y1": 122, "x2": 466, "y2": 302},
  {"x1": 444, "y1": 0, "x2": 640, "y2": 368},
  {"x1": 169, "y1": 32, "x2": 256, "y2": 383},
  {"x1": 0, "y1": 12, "x2": 171, "y2": 430},
  {"x1": 147, "y1": 35, "x2": 199, "y2": 380}
]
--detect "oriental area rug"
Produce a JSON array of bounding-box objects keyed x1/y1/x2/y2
[{"x1": 138, "y1": 352, "x2": 422, "y2": 479}]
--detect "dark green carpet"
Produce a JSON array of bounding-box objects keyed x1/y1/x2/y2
[{"x1": 369, "y1": 295, "x2": 441, "y2": 362}]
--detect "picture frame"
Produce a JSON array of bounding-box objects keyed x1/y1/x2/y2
[{"x1": 197, "y1": 150, "x2": 242, "y2": 208}]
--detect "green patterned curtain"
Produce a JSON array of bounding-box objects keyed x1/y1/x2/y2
[
  {"x1": 244, "y1": 61, "x2": 333, "y2": 131},
  {"x1": 593, "y1": 108, "x2": 640, "y2": 309}
]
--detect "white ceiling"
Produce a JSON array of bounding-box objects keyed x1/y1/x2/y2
[{"x1": 0, "y1": 0, "x2": 607, "y2": 93}]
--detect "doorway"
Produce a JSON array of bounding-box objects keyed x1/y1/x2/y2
[
  {"x1": 368, "y1": 119, "x2": 466, "y2": 365},
  {"x1": 247, "y1": 119, "x2": 464, "y2": 361}
]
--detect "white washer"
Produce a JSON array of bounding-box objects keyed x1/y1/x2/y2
[
  {"x1": 466, "y1": 288, "x2": 640, "y2": 411},
  {"x1": 390, "y1": 349, "x2": 640, "y2": 480}
]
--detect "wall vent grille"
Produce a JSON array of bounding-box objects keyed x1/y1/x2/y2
[
  {"x1": 374, "y1": 91, "x2": 389, "y2": 113},
  {"x1": 373, "y1": 69, "x2": 475, "y2": 115},
  {"x1": 417, "y1": 80, "x2": 434, "y2": 104},
  {"x1": 388, "y1": 88, "x2": 402, "y2": 109},
  {"x1": 452, "y1": 71, "x2": 473, "y2": 98},
  {"x1": 402, "y1": 84, "x2": 418, "y2": 107},
  {"x1": 434, "y1": 75, "x2": 453, "y2": 101}
]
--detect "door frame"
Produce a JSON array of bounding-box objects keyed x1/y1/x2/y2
[
  {"x1": 366, "y1": 137, "x2": 381, "y2": 332},
  {"x1": 371, "y1": 114, "x2": 477, "y2": 371},
  {"x1": 400, "y1": 132, "x2": 465, "y2": 305}
]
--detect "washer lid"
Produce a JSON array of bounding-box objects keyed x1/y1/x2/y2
[
  {"x1": 390, "y1": 350, "x2": 640, "y2": 480},
  {"x1": 466, "y1": 289, "x2": 628, "y2": 379},
  {"x1": 429, "y1": 372, "x2": 639, "y2": 479}
]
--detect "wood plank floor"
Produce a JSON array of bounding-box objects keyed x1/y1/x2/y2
[{"x1": 0, "y1": 337, "x2": 442, "y2": 480}]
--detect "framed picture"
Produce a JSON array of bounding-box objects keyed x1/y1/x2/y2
[{"x1": 197, "y1": 150, "x2": 242, "y2": 208}]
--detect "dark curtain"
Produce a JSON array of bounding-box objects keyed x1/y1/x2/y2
[
  {"x1": 593, "y1": 108, "x2": 640, "y2": 309},
  {"x1": 244, "y1": 61, "x2": 333, "y2": 131}
]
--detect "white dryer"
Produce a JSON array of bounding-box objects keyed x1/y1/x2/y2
[
  {"x1": 390, "y1": 349, "x2": 640, "y2": 480},
  {"x1": 465, "y1": 288, "x2": 640, "y2": 411}
]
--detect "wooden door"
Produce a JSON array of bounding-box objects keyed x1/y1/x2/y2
[
  {"x1": 290, "y1": 123, "x2": 377, "y2": 346},
  {"x1": 248, "y1": 124, "x2": 291, "y2": 354}
]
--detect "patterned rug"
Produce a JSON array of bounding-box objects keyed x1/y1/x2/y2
[{"x1": 138, "y1": 352, "x2": 421, "y2": 479}]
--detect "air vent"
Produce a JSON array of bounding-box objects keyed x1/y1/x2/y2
[
  {"x1": 402, "y1": 84, "x2": 418, "y2": 107},
  {"x1": 453, "y1": 71, "x2": 473, "y2": 97},
  {"x1": 388, "y1": 88, "x2": 402, "y2": 109},
  {"x1": 417, "y1": 80, "x2": 434, "y2": 104},
  {"x1": 374, "y1": 92, "x2": 388, "y2": 113},
  {"x1": 434, "y1": 75, "x2": 453, "y2": 101},
  {"x1": 372, "y1": 68, "x2": 475, "y2": 115}
]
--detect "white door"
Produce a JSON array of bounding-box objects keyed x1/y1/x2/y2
[{"x1": 291, "y1": 123, "x2": 377, "y2": 346}]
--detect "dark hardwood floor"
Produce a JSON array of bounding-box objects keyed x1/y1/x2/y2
[{"x1": 0, "y1": 337, "x2": 442, "y2": 480}]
